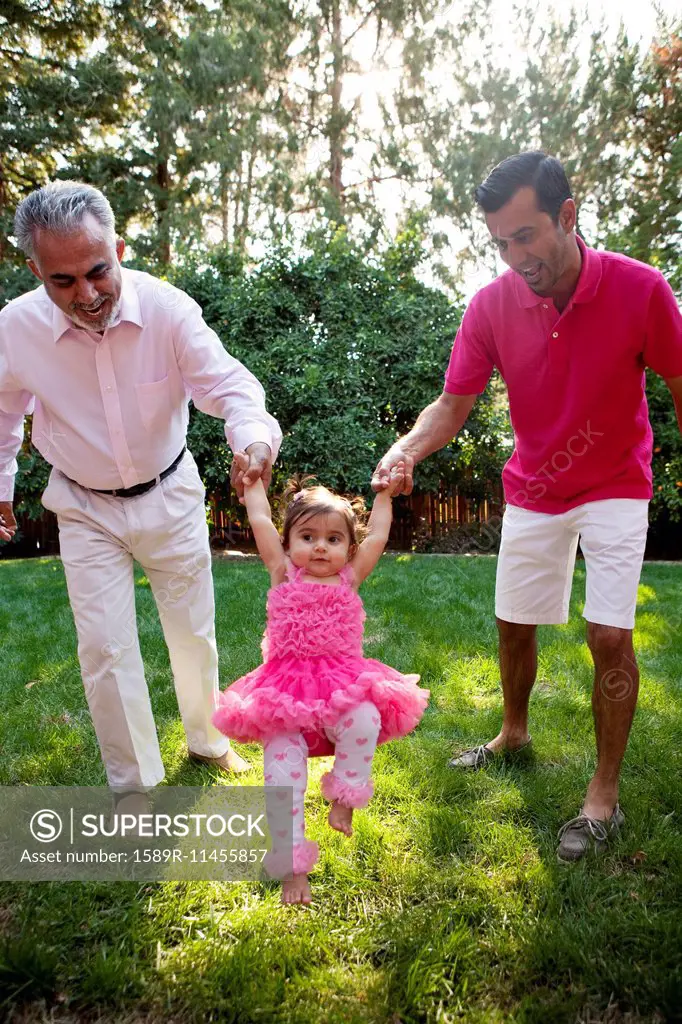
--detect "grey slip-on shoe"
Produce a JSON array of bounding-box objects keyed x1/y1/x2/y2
[
  {"x1": 557, "y1": 804, "x2": 625, "y2": 863},
  {"x1": 447, "y1": 737, "x2": 532, "y2": 770}
]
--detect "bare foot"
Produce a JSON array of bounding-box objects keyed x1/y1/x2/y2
[
  {"x1": 328, "y1": 801, "x2": 353, "y2": 837},
  {"x1": 485, "y1": 731, "x2": 531, "y2": 755},
  {"x1": 281, "y1": 873, "x2": 312, "y2": 905}
]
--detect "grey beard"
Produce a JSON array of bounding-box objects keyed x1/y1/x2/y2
[{"x1": 69, "y1": 298, "x2": 121, "y2": 332}]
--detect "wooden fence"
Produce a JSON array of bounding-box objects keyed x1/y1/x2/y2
[
  {"x1": 209, "y1": 481, "x2": 503, "y2": 553},
  {"x1": 4, "y1": 481, "x2": 502, "y2": 559}
]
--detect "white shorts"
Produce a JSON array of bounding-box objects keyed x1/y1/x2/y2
[{"x1": 495, "y1": 499, "x2": 649, "y2": 629}]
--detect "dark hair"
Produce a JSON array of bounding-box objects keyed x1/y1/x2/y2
[
  {"x1": 474, "y1": 151, "x2": 572, "y2": 221},
  {"x1": 280, "y1": 475, "x2": 367, "y2": 552}
]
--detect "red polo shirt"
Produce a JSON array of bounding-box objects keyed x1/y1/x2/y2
[{"x1": 444, "y1": 237, "x2": 682, "y2": 513}]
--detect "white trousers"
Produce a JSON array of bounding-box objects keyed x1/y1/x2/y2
[
  {"x1": 42, "y1": 450, "x2": 230, "y2": 789},
  {"x1": 496, "y1": 498, "x2": 649, "y2": 629}
]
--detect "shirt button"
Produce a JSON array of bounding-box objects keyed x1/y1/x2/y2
[
  {"x1": 104, "y1": 386, "x2": 113, "y2": 391},
  {"x1": 552, "y1": 331, "x2": 559, "y2": 338},
  {"x1": 542, "y1": 303, "x2": 549, "y2": 309}
]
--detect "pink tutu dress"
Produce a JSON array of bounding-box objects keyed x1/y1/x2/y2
[{"x1": 213, "y1": 562, "x2": 429, "y2": 755}]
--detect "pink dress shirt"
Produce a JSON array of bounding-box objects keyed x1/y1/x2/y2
[
  {"x1": 444, "y1": 238, "x2": 682, "y2": 514},
  {"x1": 0, "y1": 268, "x2": 282, "y2": 500}
]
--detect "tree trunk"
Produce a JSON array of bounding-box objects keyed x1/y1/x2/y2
[
  {"x1": 220, "y1": 166, "x2": 229, "y2": 244},
  {"x1": 0, "y1": 157, "x2": 8, "y2": 260},
  {"x1": 156, "y1": 154, "x2": 171, "y2": 265},
  {"x1": 236, "y1": 142, "x2": 257, "y2": 251},
  {"x1": 233, "y1": 159, "x2": 243, "y2": 249},
  {"x1": 328, "y1": 0, "x2": 345, "y2": 218}
]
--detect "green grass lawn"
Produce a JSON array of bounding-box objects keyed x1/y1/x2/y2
[{"x1": 0, "y1": 554, "x2": 681, "y2": 1023}]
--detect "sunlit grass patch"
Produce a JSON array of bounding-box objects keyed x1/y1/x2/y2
[{"x1": 0, "y1": 554, "x2": 680, "y2": 1021}]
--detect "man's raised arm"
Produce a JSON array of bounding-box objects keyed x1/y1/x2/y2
[{"x1": 371, "y1": 391, "x2": 477, "y2": 495}]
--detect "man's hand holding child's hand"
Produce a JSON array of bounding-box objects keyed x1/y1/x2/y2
[
  {"x1": 232, "y1": 454, "x2": 405, "y2": 505},
  {"x1": 232, "y1": 446, "x2": 272, "y2": 504},
  {"x1": 384, "y1": 461, "x2": 406, "y2": 498}
]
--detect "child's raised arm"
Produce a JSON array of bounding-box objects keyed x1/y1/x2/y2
[
  {"x1": 350, "y1": 463, "x2": 405, "y2": 585},
  {"x1": 233, "y1": 451, "x2": 286, "y2": 579}
]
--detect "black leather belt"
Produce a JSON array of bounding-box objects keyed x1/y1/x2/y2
[{"x1": 90, "y1": 446, "x2": 187, "y2": 498}]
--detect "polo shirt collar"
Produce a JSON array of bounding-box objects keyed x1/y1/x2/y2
[
  {"x1": 52, "y1": 269, "x2": 143, "y2": 342},
  {"x1": 513, "y1": 234, "x2": 602, "y2": 309}
]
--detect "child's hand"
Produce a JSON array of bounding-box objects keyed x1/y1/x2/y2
[
  {"x1": 385, "y1": 461, "x2": 406, "y2": 497},
  {"x1": 233, "y1": 450, "x2": 249, "y2": 475},
  {"x1": 231, "y1": 450, "x2": 252, "y2": 503}
]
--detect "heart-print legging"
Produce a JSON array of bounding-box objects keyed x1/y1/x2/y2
[{"x1": 262, "y1": 701, "x2": 381, "y2": 879}]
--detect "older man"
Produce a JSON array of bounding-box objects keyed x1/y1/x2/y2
[
  {"x1": 0, "y1": 180, "x2": 281, "y2": 791},
  {"x1": 373, "y1": 152, "x2": 682, "y2": 862}
]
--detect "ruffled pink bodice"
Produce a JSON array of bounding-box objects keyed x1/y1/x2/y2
[{"x1": 261, "y1": 563, "x2": 364, "y2": 661}]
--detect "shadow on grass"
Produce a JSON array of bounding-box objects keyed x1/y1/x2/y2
[{"x1": 0, "y1": 881, "x2": 151, "y2": 1017}]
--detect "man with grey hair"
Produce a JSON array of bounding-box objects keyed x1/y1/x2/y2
[{"x1": 0, "y1": 180, "x2": 282, "y2": 793}]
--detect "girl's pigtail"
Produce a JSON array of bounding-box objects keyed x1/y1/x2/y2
[
  {"x1": 281, "y1": 474, "x2": 318, "y2": 506},
  {"x1": 278, "y1": 474, "x2": 318, "y2": 526},
  {"x1": 345, "y1": 494, "x2": 369, "y2": 544}
]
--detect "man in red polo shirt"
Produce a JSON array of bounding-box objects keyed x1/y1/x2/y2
[{"x1": 372, "y1": 151, "x2": 682, "y2": 862}]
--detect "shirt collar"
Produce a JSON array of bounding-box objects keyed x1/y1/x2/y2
[
  {"x1": 513, "y1": 234, "x2": 602, "y2": 309},
  {"x1": 52, "y1": 269, "x2": 144, "y2": 342}
]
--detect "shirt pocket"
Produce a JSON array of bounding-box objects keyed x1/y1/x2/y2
[{"x1": 135, "y1": 376, "x2": 172, "y2": 433}]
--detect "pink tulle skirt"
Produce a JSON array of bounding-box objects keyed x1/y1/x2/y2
[{"x1": 213, "y1": 654, "x2": 429, "y2": 753}]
